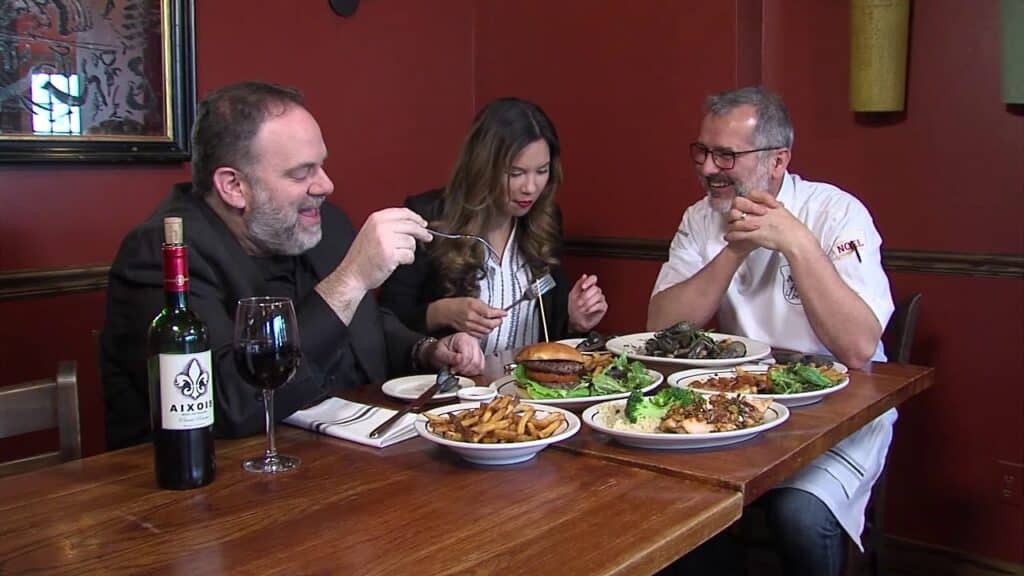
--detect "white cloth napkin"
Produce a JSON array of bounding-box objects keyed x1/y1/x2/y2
[{"x1": 284, "y1": 398, "x2": 418, "y2": 448}]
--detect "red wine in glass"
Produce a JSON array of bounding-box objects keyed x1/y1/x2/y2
[
  {"x1": 233, "y1": 297, "x2": 302, "y2": 473},
  {"x1": 234, "y1": 342, "x2": 301, "y2": 390}
]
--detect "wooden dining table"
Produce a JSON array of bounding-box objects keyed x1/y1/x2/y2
[{"x1": 0, "y1": 352, "x2": 933, "y2": 575}]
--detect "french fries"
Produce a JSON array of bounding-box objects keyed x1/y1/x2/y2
[
  {"x1": 424, "y1": 395, "x2": 566, "y2": 444},
  {"x1": 582, "y1": 351, "x2": 614, "y2": 376}
]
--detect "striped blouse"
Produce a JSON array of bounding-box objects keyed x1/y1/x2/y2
[{"x1": 477, "y1": 221, "x2": 545, "y2": 354}]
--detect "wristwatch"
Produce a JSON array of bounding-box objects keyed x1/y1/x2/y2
[{"x1": 411, "y1": 336, "x2": 438, "y2": 371}]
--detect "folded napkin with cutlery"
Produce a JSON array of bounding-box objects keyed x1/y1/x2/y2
[{"x1": 284, "y1": 398, "x2": 418, "y2": 448}]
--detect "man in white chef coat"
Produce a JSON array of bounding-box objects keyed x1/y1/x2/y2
[{"x1": 649, "y1": 86, "x2": 895, "y2": 576}]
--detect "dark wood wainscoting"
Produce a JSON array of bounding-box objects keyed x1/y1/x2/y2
[
  {"x1": 1, "y1": 239, "x2": 1021, "y2": 301},
  {"x1": 564, "y1": 237, "x2": 1024, "y2": 279},
  {"x1": 0, "y1": 266, "x2": 109, "y2": 300}
]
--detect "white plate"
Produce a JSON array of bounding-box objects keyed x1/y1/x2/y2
[
  {"x1": 381, "y1": 374, "x2": 476, "y2": 402},
  {"x1": 415, "y1": 402, "x2": 580, "y2": 465},
  {"x1": 491, "y1": 369, "x2": 664, "y2": 410},
  {"x1": 605, "y1": 332, "x2": 771, "y2": 367},
  {"x1": 581, "y1": 398, "x2": 789, "y2": 449},
  {"x1": 668, "y1": 363, "x2": 850, "y2": 407}
]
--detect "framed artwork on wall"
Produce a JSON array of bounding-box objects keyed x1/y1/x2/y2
[{"x1": 0, "y1": 0, "x2": 195, "y2": 163}]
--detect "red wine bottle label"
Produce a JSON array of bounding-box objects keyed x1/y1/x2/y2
[
  {"x1": 162, "y1": 245, "x2": 188, "y2": 293},
  {"x1": 158, "y1": 351, "x2": 214, "y2": 429}
]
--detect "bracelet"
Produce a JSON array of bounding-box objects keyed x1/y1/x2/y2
[{"x1": 411, "y1": 336, "x2": 438, "y2": 372}]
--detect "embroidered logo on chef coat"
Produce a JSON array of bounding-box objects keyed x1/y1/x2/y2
[{"x1": 780, "y1": 264, "x2": 801, "y2": 305}]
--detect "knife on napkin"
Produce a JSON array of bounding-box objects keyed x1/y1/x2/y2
[{"x1": 368, "y1": 368, "x2": 459, "y2": 439}]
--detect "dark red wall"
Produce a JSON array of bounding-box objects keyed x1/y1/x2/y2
[
  {"x1": 475, "y1": 1, "x2": 734, "y2": 237},
  {"x1": 1, "y1": 0, "x2": 1021, "y2": 564}
]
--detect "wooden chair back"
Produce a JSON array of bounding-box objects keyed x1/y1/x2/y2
[
  {"x1": 882, "y1": 293, "x2": 923, "y2": 363},
  {"x1": 0, "y1": 361, "x2": 81, "y2": 477}
]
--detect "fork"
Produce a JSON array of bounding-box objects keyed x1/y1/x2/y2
[
  {"x1": 503, "y1": 273, "x2": 556, "y2": 311},
  {"x1": 426, "y1": 229, "x2": 499, "y2": 259},
  {"x1": 312, "y1": 404, "x2": 378, "y2": 433}
]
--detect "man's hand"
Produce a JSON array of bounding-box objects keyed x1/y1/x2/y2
[
  {"x1": 568, "y1": 274, "x2": 608, "y2": 333},
  {"x1": 337, "y1": 208, "x2": 432, "y2": 292},
  {"x1": 316, "y1": 208, "x2": 431, "y2": 324},
  {"x1": 422, "y1": 333, "x2": 485, "y2": 376},
  {"x1": 725, "y1": 190, "x2": 814, "y2": 254},
  {"x1": 426, "y1": 297, "x2": 506, "y2": 338}
]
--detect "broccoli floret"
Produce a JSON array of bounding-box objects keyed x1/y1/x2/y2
[
  {"x1": 624, "y1": 389, "x2": 696, "y2": 423},
  {"x1": 651, "y1": 387, "x2": 697, "y2": 408},
  {"x1": 625, "y1": 390, "x2": 669, "y2": 423}
]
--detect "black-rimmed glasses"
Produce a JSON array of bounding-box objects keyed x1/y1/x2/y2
[{"x1": 689, "y1": 142, "x2": 784, "y2": 170}]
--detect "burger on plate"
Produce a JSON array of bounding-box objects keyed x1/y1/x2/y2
[{"x1": 513, "y1": 342, "x2": 589, "y2": 399}]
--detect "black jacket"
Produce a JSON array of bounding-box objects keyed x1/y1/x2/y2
[
  {"x1": 101, "y1": 183, "x2": 421, "y2": 449},
  {"x1": 379, "y1": 188, "x2": 572, "y2": 343}
]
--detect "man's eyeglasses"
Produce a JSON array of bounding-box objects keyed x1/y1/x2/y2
[{"x1": 689, "y1": 142, "x2": 784, "y2": 170}]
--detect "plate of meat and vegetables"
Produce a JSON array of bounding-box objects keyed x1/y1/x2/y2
[
  {"x1": 582, "y1": 387, "x2": 789, "y2": 449},
  {"x1": 668, "y1": 361, "x2": 849, "y2": 407}
]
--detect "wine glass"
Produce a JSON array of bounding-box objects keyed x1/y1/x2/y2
[{"x1": 233, "y1": 297, "x2": 302, "y2": 473}]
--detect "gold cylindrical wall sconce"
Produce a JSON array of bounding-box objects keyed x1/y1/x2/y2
[
  {"x1": 1003, "y1": 0, "x2": 1024, "y2": 104},
  {"x1": 850, "y1": 0, "x2": 911, "y2": 112}
]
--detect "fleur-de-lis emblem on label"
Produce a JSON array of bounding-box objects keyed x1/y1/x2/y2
[{"x1": 174, "y1": 358, "x2": 210, "y2": 400}]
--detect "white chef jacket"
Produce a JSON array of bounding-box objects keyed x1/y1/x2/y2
[{"x1": 652, "y1": 172, "x2": 896, "y2": 549}]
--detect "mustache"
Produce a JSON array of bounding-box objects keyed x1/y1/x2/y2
[
  {"x1": 299, "y1": 197, "x2": 325, "y2": 211},
  {"x1": 705, "y1": 175, "x2": 733, "y2": 188}
]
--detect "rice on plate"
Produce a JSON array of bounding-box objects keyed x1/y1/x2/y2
[{"x1": 595, "y1": 401, "x2": 660, "y2": 433}]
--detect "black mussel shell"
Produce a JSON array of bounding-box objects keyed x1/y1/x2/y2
[
  {"x1": 718, "y1": 340, "x2": 748, "y2": 359},
  {"x1": 685, "y1": 334, "x2": 716, "y2": 359},
  {"x1": 576, "y1": 331, "x2": 607, "y2": 352}
]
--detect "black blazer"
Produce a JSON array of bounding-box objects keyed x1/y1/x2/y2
[
  {"x1": 379, "y1": 188, "x2": 572, "y2": 343},
  {"x1": 101, "y1": 183, "x2": 421, "y2": 449}
]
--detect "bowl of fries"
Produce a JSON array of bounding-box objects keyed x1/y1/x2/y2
[{"x1": 415, "y1": 395, "x2": 580, "y2": 465}]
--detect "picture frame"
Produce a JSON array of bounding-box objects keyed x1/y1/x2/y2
[{"x1": 0, "y1": 0, "x2": 195, "y2": 163}]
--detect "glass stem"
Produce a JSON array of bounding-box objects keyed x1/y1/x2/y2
[{"x1": 263, "y1": 388, "x2": 278, "y2": 460}]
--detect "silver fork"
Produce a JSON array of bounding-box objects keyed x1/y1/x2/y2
[
  {"x1": 503, "y1": 273, "x2": 556, "y2": 311},
  {"x1": 426, "y1": 229, "x2": 499, "y2": 259},
  {"x1": 312, "y1": 404, "x2": 377, "y2": 433}
]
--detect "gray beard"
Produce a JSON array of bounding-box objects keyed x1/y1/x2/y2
[
  {"x1": 245, "y1": 199, "x2": 321, "y2": 255},
  {"x1": 709, "y1": 193, "x2": 732, "y2": 214}
]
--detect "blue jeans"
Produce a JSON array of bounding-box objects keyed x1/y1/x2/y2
[
  {"x1": 656, "y1": 488, "x2": 846, "y2": 576},
  {"x1": 761, "y1": 487, "x2": 847, "y2": 576}
]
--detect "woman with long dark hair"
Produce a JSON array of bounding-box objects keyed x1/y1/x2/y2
[{"x1": 379, "y1": 97, "x2": 607, "y2": 353}]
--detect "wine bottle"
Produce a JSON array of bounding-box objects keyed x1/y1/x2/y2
[{"x1": 147, "y1": 216, "x2": 215, "y2": 489}]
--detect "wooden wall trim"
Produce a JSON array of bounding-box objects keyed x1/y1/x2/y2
[
  {"x1": 563, "y1": 237, "x2": 1024, "y2": 279},
  {"x1": 884, "y1": 535, "x2": 1024, "y2": 576},
  {"x1": 0, "y1": 266, "x2": 109, "y2": 300},
  {"x1": 0, "y1": 240, "x2": 1020, "y2": 301}
]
